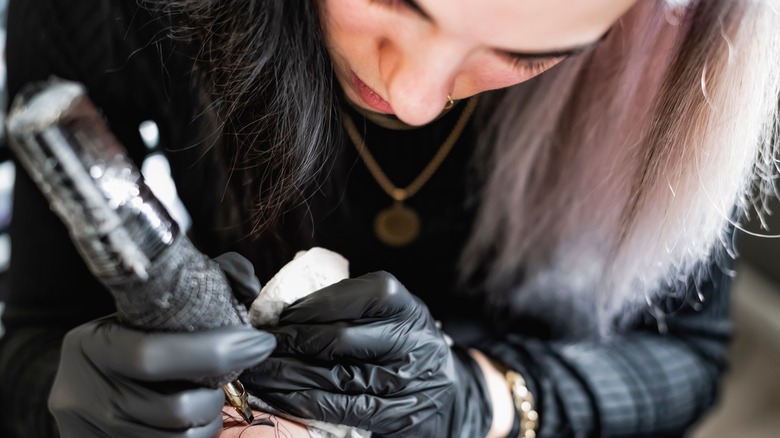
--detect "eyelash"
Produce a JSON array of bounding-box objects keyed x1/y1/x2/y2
[
  {"x1": 505, "y1": 56, "x2": 562, "y2": 76},
  {"x1": 370, "y1": 0, "x2": 410, "y2": 9}
]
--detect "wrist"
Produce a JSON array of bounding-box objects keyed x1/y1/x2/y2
[{"x1": 469, "y1": 349, "x2": 515, "y2": 438}]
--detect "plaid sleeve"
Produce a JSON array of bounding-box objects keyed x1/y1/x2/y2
[{"x1": 481, "y1": 254, "x2": 732, "y2": 438}]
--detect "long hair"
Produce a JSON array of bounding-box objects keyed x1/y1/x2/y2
[
  {"x1": 153, "y1": 0, "x2": 340, "y2": 238},
  {"x1": 159, "y1": 0, "x2": 780, "y2": 334},
  {"x1": 461, "y1": 0, "x2": 780, "y2": 334}
]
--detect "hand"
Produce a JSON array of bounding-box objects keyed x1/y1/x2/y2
[
  {"x1": 48, "y1": 318, "x2": 275, "y2": 438},
  {"x1": 242, "y1": 272, "x2": 493, "y2": 437}
]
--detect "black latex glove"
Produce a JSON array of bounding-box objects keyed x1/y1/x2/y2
[
  {"x1": 48, "y1": 254, "x2": 274, "y2": 438},
  {"x1": 243, "y1": 271, "x2": 493, "y2": 437},
  {"x1": 48, "y1": 317, "x2": 275, "y2": 438}
]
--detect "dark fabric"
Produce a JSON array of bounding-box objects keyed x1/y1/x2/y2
[
  {"x1": 479, "y1": 257, "x2": 732, "y2": 437},
  {"x1": 0, "y1": 1, "x2": 731, "y2": 437}
]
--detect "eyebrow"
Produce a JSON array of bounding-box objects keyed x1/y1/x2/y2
[
  {"x1": 405, "y1": 0, "x2": 434, "y2": 20},
  {"x1": 405, "y1": 0, "x2": 609, "y2": 60}
]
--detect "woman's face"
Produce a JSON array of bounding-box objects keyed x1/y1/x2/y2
[{"x1": 320, "y1": 0, "x2": 639, "y2": 126}]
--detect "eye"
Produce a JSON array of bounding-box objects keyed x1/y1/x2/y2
[
  {"x1": 371, "y1": 0, "x2": 408, "y2": 9},
  {"x1": 503, "y1": 55, "x2": 565, "y2": 76}
]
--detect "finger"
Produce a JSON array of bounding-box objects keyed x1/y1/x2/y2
[
  {"x1": 214, "y1": 252, "x2": 261, "y2": 304},
  {"x1": 272, "y1": 329, "x2": 450, "y2": 378},
  {"x1": 114, "y1": 381, "x2": 225, "y2": 430},
  {"x1": 244, "y1": 357, "x2": 394, "y2": 395},
  {"x1": 279, "y1": 272, "x2": 415, "y2": 324},
  {"x1": 73, "y1": 320, "x2": 276, "y2": 381},
  {"x1": 243, "y1": 352, "x2": 446, "y2": 396},
  {"x1": 256, "y1": 388, "x2": 448, "y2": 436},
  {"x1": 270, "y1": 320, "x2": 410, "y2": 360}
]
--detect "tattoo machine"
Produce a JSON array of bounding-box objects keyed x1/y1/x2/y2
[{"x1": 6, "y1": 78, "x2": 255, "y2": 423}]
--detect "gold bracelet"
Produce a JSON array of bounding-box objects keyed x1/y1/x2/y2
[{"x1": 505, "y1": 369, "x2": 539, "y2": 438}]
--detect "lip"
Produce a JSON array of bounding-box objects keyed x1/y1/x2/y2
[{"x1": 349, "y1": 70, "x2": 394, "y2": 114}]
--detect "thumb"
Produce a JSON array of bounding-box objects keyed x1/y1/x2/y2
[
  {"x1": 77, "y1": 318, "x2": 276, "y2": 381},
  {"x1": 214, "y1": 252, "x2": 261, "y2": 305}
]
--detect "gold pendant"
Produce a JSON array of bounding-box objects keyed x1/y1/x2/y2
[{"x1": 374, "y1": 202, "x2": 421, "y2": 247}]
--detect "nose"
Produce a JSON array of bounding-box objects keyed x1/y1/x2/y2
[{"x1": 379, "y1": 37, "x2": 467, "y2": 126}]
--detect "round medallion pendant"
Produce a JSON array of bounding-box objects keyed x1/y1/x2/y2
[{"x1": 374, "y1": 202, "x2": 421, "y2": 247}]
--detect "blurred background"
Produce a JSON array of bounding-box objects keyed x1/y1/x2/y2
[
  {"x1": 0, "y1": 1, "x2": 777, "y2": 435},
  {"x1": 0, "y1": 0, "x2": 10, "y2": 339}
]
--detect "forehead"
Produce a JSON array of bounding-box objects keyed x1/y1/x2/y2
[{"x1": 420, "y1": 0, "x2": 639, "y2": 51}]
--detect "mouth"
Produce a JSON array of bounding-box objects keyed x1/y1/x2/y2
[{"x1": 349, "y1": 70, "x2": 394, "y2": 115}]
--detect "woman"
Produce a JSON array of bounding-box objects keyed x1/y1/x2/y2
[{"x1": 1, "y1": 0, "x2": 779, "y2": 437}]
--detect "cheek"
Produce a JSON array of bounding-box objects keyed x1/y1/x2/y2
[
  {"x1": 456, "y1": 57, "x2": 546, "y2": 95},
  {"x1": 321, "y1": 0, "x2": 392, "y2": 72}
]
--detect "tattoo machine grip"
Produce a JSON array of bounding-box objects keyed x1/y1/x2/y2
[{"x1": 6, "y1": 79, "x2": 250, "y2": 388}]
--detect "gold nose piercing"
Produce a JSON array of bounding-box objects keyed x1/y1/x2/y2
[{"x1": 444, "y1": 95, "x2": 456, "y2": 110}]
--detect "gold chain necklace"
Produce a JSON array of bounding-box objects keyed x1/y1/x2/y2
[{"x1": 342, "y1": 97, "x2": 478, "y2": 247}]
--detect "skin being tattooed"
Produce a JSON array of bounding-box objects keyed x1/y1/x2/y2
[{"x1": 221, "y1": 407, "x2": 311, "y2": 438}]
